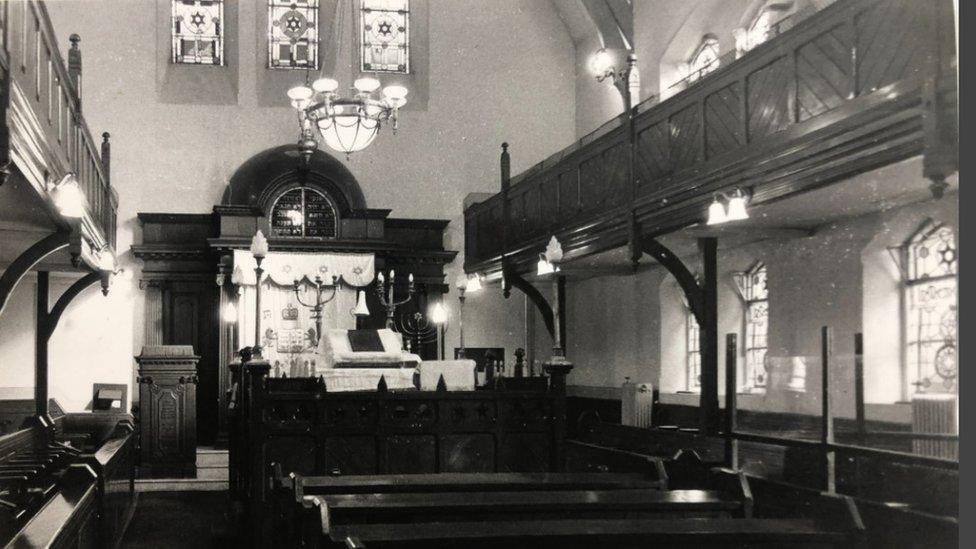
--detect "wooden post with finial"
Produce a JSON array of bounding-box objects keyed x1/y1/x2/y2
[
  {"x1": 68, "y1": 34, "x2": 82, "y2": 107},
  {"x1": 501, "y1": 142, "x2": 512, "y2": 284},
  {"x1": 101, "y1": 132, "x2": 111, "y2": 184}
]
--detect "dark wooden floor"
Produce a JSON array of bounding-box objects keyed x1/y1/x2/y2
[{"x1": 120, "y1": 492, "x2": 236, "y2": 548}]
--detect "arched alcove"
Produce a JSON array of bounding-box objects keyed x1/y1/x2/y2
[{"x1": 220, "y1": 144, "x2": 367, "y2": 217}]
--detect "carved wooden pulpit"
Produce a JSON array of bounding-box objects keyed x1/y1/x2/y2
[{"x1": 136, "y1": 345, "x2": 200, "y2": 477}]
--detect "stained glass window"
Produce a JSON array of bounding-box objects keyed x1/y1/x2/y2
[
  {"x1": 172, "y1": 0, "x2": 224, "y2": 65},
  {"x1": 269, "y1": 0, "x2": 320, "y2": 69},
  {"x1": 686, "y1": 311, "x2": 701, "y2": 392},
  {"x1": 735, "y1": 262, "x2": 768, "y2": 393},
  {"x1": 903, "y1": 222, "x2": 957, "y2": 395},
  {"x1": 361, "y1": 0, "x2": 410, "y2": 73},
  {"x1": 687, "y1": 36, "x2": 720, "y2": 83},
  {"x1": 270, "y1": 187, "x2": 338, "y2": 239}
]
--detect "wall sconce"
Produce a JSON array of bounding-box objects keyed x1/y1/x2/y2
[
  {"x1": 589, "y1": 48, "x2": 640, "y2": 108},
  {"x1": 50, "y1": 173, "x2": 85, "y2": 218},
  {"x1": 707, "y1": 188, "x2": 751, "y2": 225},
  {"x1": 464, "y1": 274, "x2": 482, "y2": 293}
]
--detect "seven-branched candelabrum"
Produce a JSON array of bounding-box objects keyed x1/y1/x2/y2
[
  {"x1": 293, "y1": 274, "x2": 339, "y2": 347},
  {"x1": 376, "y1": 270, "x2": 415, "y2": 330}
]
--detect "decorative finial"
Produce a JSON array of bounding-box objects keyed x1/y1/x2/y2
[{"x1": 69, "y1": 34, "x2": 81, "y2": 48}]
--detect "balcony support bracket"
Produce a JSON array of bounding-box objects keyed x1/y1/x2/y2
[
  {"x1": 0, "y1": 231, "x2": 71, "y2": 317},
  {"x1": 502, "y1": 260, "x2": 558, "y2": 343}
]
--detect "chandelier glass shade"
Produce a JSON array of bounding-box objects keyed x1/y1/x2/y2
[{"x1": 288, "y1": 77, "x2": 408, "y2": 156}]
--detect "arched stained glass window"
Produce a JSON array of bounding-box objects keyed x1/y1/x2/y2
[
  {"x1": 361, "y1": 0, "x2": 410, "y2": 73},
  {"x1": 172, "y1": 0, "x2": 224, "y2": 65},
  {"x1": 734, "y1": 262, "x2": 768, "y2": 393},
  {"x1": 269, "y1": 0, "x2": 320, "y2": 69},
  {"x1": 687, "y1": 36, "x2": 720, "y2": 83},
  {"x1": 903, "y1": 222, "x2": 957, "y2": 395},
  {"x1": 270, "y1": 187, "x2": 338, "y2": 239}
]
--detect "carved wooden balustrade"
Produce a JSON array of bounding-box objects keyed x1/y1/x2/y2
[
  {"x1": 1, "y1": 1, "x2": 118, "y2": 253},
  {"x1": 464, "y1": 0, "x2": 956, "y2": 275}
]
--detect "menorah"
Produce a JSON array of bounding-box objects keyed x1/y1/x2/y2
[
  {"x1": 395, "y1": 311, "x2": 438, "y2": 354},
  {"x1": 376, "y1": 270, "x2": 415, "y2": 330},
  {"x1": 293, "y1": 274, "x2": 339, "y2": 347}
]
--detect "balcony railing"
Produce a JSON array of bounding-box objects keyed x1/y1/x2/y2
[
  {"x1": 464, "y1": 0, "x2": 956, "y2": 274},
  {"x1": 1, "y1": 1, "x2": 117, "y2": 251}
]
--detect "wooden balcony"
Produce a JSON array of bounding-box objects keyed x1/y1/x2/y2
[
  {"x1": 464, "y1": 0, "x2": 957, "y2": 275},
  {"x1": 0, "y1": 1, "x2": 117, "y2": 261}
]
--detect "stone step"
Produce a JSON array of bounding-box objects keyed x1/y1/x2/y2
[
  {"x1": 197, "y1": 448, "x2": 229, "y2": 468},
  {"x1": 197, "y1": 465, "x2": 229, "y2": 481},
  {"x1": 135, "y1": 478, "x2": 227, "y2": 492}
]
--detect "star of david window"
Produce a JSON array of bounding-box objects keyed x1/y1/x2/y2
[
  {"x1": 361, "y1": 0, "x2": 410, "y2": 73},
  {"x1": 734, "y1": 262, "x2": 768, "y2": 393},
  {"x1": 269, "y1": 0, "x2": 320, "y2": 69},
  {"x1": 270, "y1": 187, "x2": 338, "y2": 239},
  {"x1": 902, "y1": 221, "x2": 957, "y2": 395},
  {"x1": 687, "y1": 35, "x2": 720, "y2": 84},
  {"x1": 172, "y1": 0, "x2": 224, "y2": 65}
]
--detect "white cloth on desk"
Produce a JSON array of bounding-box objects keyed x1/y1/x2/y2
[
  {"x1": 418, "y1": 360, "x2": 477, "y2": 391},
  {"x1": 320, "y1": 368, "x2": 416, "y2": 392},
  {"x1": 318, "y1": 328, "x2": 420, "y2": 368}
]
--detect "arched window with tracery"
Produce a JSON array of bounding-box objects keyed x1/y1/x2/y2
[
  {"x1": 270, "y1": 186, "x2": 339, "y2": 238},
  {"x1": 735, "y1": 2, "x2": 794, "y2": 56},
  {"x1": 734, "y1": 262, "x2": 768, "y2": 393},
  {"x1": 686, "y1": 35, "x2": 720, "y2": 83},
  {"x1": 902, "y1": 221, "x2": 957, "y2": 395}
]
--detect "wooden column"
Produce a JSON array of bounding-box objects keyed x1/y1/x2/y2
[
  {"x1": 35, "y1": 272, "x2": 50, "y2": 417},
  {"x1": 143, "y1": 281, "x2": 164, "y2": 346},
  {"x1": 698, "y1": 237, "x2": 719, "y2": 434},
  {"x1": 724, "y1": 333, "x2": 738, "y2": 468},
  {"x1": 821, "y1": 326, "x2": 835, "y2": 493},
  {"x1": 854, "y1": 333, "x2": 866, "y2": 439}
]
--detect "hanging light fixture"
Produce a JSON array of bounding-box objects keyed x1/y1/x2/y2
[
  {"x1": 287, "y1": 0, "x2": 407, "y2": 158},
  {"x1": 706, "y1": 188, "x2": 751, "y2": 225}
]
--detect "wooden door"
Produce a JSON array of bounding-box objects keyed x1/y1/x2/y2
[{"x1": 162, "y1": 280, "x2": 219, "y2": 445}]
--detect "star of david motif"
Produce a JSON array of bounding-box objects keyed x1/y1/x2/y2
[
  {"x1": 378, "y1": 21, "x2": 392, "y2": 36},
  {"x1": 286, "y1": 15, "x2": 302, "y2": 31},
  {"x1": 190, "y1": 12, "x2": 206, "y2": 28}
]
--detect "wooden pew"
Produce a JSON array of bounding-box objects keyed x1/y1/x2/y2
[
  {"x1": 274, "y1": 471, "x2": 669, "y2": 546},
  {"x1": 332, "y1": 517, "x2": 854, "y2": 548},
  {"x1": 285, "y1": 468, "x2": 863, "y2": 548}
]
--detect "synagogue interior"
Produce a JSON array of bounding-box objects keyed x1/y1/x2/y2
[{"x1": 0, "y1": 0, "x2": 960, "y2": 547}]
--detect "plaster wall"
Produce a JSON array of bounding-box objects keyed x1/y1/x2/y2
[{"x1": 561, "y1": 191, "x2": 956, "y2": 423}]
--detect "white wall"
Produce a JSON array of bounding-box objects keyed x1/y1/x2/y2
[{"x1": 559, "y1": 188, "x2": 957, "y2": 423}]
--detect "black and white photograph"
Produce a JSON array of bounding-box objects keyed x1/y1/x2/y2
[{"x1": 0, "y1": 0, "x2": 961, "y2": 547}]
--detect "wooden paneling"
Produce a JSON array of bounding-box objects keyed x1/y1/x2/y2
[
  {"x1": 668, "y1": 103, "x2": 702, "y2": 173},
  {"x1": 854, "y1": 0, "x2": 925, "y2": 94},
  {"x1": 747, "y1": 57, "x2": 792, "y2": 141},
  {"x1": 796, "y1": 25, "x2": 853, "y2": 121},
  {"x1": 635, "y1": 121, "x2": 670, "y2": 195},
  {"x1": 705, "y1": 82, "x2": 745, "y2": 158}
]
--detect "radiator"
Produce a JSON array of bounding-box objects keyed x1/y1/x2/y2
[
  {"x1": 621, "y1": 380, "x2": 653, "y2": 428},
  {"x1": 911, "y1": 394, "x2": 958, "y2": 459}
]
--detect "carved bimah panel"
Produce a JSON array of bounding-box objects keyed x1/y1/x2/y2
[{"x1": 136, "y1": 345, "x2": 200, "y2": 477}]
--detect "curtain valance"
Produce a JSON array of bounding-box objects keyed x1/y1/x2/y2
[{"x1": 233, "y1": 250, "x2": 375, "y2": 288}]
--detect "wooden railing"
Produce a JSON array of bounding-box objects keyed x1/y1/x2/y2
[
  {"x1": 464, "y1": 0, "x2": 956, "y2": 274},
  {"x1": 1, "y1": 1, "x2": 117, "y2": 250}
]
